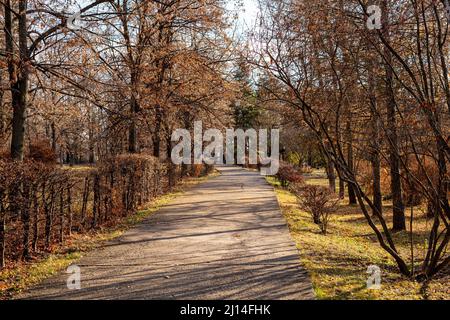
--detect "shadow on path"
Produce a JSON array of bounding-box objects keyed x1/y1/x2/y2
[{"x1": 19, "y1": 166, "x2": 315, "y2": 300}]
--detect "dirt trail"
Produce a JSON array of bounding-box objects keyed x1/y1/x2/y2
[{"x1": 19, "y1": 166, "x2": 314, "y2": 300}]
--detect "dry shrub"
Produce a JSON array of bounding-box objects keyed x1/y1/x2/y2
[
  {"x1": 290, "y1": 183, "x2": 339, "y2": 234},
  {"x1": 402, "y1": 157, "x2": 439, "y2": 207},
  {"x1": 0, "y1": 159, "x2": 72, "y2": 265},
  {"x1": 276, "y1": 161, "x2": 303, "y2": 187},
  {"x1": 359, "y1": 157, "x2": 439, "y2": 207},
  {"x1": 358, "y1": 160, "x2": 391, "y2": 197},
  {"x1": 98, "y1": 154, "x2": 164, "y2": 214},
  {"x1": 0, "y1": 153, "x2": 213, "y2": 268},
  {"x1": 0, "y1": 149, "x2": 11, "y2": 160},
  {"x1": 0, "y1": 154, "x2": 164, "y2": 267},
  {"x1": 28, "y1": 140, "x2": 57, "y2": 164},
  {"x1": 242, "y1": 156, "x2": 259, "y2": 170}
]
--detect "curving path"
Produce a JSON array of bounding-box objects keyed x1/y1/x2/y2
[{"x1": 19, "y1": 166, "x2": 314, "y2": 300}]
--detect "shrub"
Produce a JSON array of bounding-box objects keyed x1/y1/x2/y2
[
  {"x1": 290, "y1": 184, "x2": 339, "y2": 234},
  {"x1": 0, "y1": 155, "x2": 165, "y2": 267},
  {"x1": 276, "y1": 161, "x2": 303, "y2": 187},
  {"x1": 402, "y1": 158, "x2": 439, "y2": 207},
  {"x1": 98, "y1": 154, "x2": 164, "y2": 213},
  {"x1": 28, "y1": 140, "x2": 57, "y2": 164},
  {"x1": 0, "y1": 154, "x2": 214, "y2": 268}
]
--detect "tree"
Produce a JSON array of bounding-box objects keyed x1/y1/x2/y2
[{"x1": 253, "y1": 0, "x2": 449, "y2": 278}]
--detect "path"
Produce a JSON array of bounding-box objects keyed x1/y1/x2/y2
[{"x1": 19, "y1": 166, "x2": 314, "y2": 300}]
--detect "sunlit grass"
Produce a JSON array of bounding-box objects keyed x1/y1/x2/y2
[{"x1": 267, "y1": 175, "x2": 449, "y2": 300}]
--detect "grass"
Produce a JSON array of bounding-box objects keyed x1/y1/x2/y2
[
  {"x1": 0, "y1": 170, "x2": 219, "y2": 300},
  {"x1": 266, "y1": 174, "x2": 449, "y2": 300}
]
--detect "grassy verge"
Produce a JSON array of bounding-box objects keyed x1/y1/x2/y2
[
  {"x1": 0, "y1": 171, "x2": 219, "y2": 300},
  {"x1": 267, "y1": 174, "x2": 449, "y2": 300}
]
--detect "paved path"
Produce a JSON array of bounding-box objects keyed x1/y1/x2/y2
[{"x1": 20, "y1": 166, "x2": 314, "y2": 300}]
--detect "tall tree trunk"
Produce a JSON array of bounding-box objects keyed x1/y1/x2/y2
[
  {"x1": 326, "y1": 162, "x2": 336, "y2": 193},
  {"x1": 92, "y1": 174, "x2": 100, "y2": 228},
  {"x1": 9, "y1": 0, "x2": 29, "y2": 160},
  {"x1": 0, "y1": 200, "x2": 5, "y2": 268},
  {"x1": 44, "y1": 184, "x2": 54, "y2": 250},
  {"x1": 153, "y1": 105, "x2": 162, "y2": 157},
  {"x1": 21, "y1": 183, "x2": 31, "y2": 259},
  {"x1": 368, "y1": 57, "x2": 383, "y2": 217},
  {"x1": 50, "y1": 122, "x2": 56, "y2": 153},
  {"x1": 181, "y1": 111, "x2": 192, "y2": 176},
  {"x1": 128, "y1": 95, "x2": 139, "y2": 153},
  {"x1": 166, "y1": 132, "x2": 175, "y2": 189},
  {"x1": 339, "y1": 177, "x2": 345, "y2": 199},
  {"x1": 59, "y1": 188, "x2": 64, "y2": 243},
  {"x1": 119, "y1": 0, "x2": 140, "y2": 155},
  {"x1": 325, "y1": 149, "x2": 336, "y2": 193},
  {"x1": 32, "y1": 189, "x2": 39, "y2": 251},
  {"x1": 346, "y1": 121, "x2": 357, "y2": 204},
  {"x1": 371, "y1": 143, "x2": 383, "y2": 216},
  {"x1": 88, "y1": 110, "x2": 95, "y2": 163},
  {"x1": 67, "y1": 187, "x2": 72, "y2": 236},
  {"x1": 382, "y1": 0, "x2": 405, "y2": 231},
  {"x1": 81, "y1": 177, "x2": 89, "y2": 226}
]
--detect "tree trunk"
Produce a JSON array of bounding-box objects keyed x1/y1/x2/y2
[
  {"x1": 307, "y1": 147, "x2": 312, "y2": 167},
  {"x1": 92, "y1": 174, "x2": 100, "y2": 228},
  {"x1": 153, "y1": 105, "x2": 162, "y2": 157},
  {"x1": 81, "y1": 177, "x2": 89, "y2": 226},
  {"x1": 44, "y1": 185, "x2": 54, "y2": 250},
  {"x1": 368, "y1": 57, "x2": 383, "y2": 217},
  {"x1": 88, "y1": 109, "x2": 96, "y2": 163},
  {"x1": 0, "y1": 198, "x2": 5, "y2": 268},
  {"x1": 67, "y1": 187, "x2": 72, "y2": 236},
  {"x1": 339, "y1": 178, "x2": 345, "y2": 199},
  {"x1": 21, "y1": 183, "x2": 31, "y2": 259},
  {"x1": 32, "y1": 189, "x2": 39, "y2": 251},
  {"x1": 346, "y1": 121, "x2": 357, "y2": 204},
  {"x1": 326, "y1": 158, "x2": 336, "y2": 193},
  {"x1": 128, "y1": 95, "x2": 139, "y2": 153},
  {"x1": 50, "y1": 122, "x2": 56, "y2": 153},
  {"x1": 59, "y1": 188, "x2": 64, "y2": 243},
  {"x1": 166, "y1": 131, "x2": 175, "y2": 189},
  {"x1": 371, "y1": 150, "x2": 383, "y2": 216},
  {"x1": 382, "y1": 0, "x2": 405, "y2": 231},
  {"x1": 9, "y1": 0, "x2": 29, "y2": 160}
]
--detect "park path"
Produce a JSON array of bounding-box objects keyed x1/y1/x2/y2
[{"x1": 19, "y1": 166, "x2": 314, "y2": 300}]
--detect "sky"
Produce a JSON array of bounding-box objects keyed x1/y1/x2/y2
[
  {"x1": 228, "y1": 0, "x2": 260, "y2": 32},
  {"x1": 70, "y1": 0, "x2": 261, "y2": 36}
]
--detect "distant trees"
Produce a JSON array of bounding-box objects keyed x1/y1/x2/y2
[
  {"x1": 1, "y1": 0, "x2": 235, "y2": 163},
  {"x1": 254, "y1": 0, "x2": 449, "y2": 278}
]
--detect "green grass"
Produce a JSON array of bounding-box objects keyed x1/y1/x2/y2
[
  {"x1": 0, "y1": 171, "x2": 219, "y2": 300},
  {"x1": 267, "y1": 173, "x2": 449, "y2": 300}
]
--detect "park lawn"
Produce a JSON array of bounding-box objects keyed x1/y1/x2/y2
[
  {"x1": 0, "y1": 171, "x2": 218, "y2": 300},
  {"x1": 267, "y1": 174, "x2": 449, "y2": 300}
]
